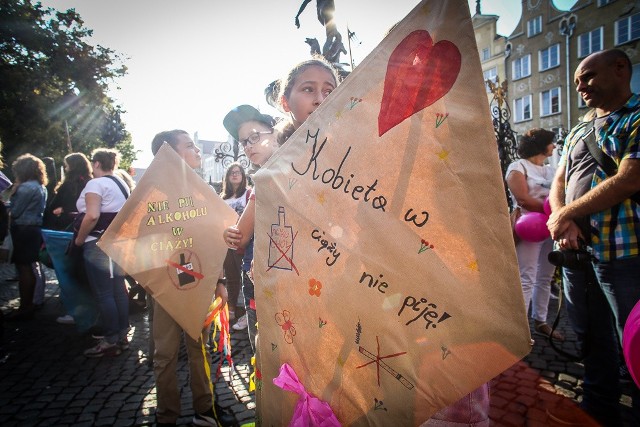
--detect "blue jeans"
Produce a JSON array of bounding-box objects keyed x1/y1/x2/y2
[
  {"x1": 563, "y1": 255, "x2": 640, "y2": 426},
  {"x1": 83, "y1": 240, "x2": 129, "y2": 344}
]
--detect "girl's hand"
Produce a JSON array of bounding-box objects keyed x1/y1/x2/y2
[
  {"x1": 215, "y1": 282, "x2": 228, "y2": 308},
  {"x1": 223, "y1": 226, "x2": 242, "y2": 249},
  {"x1": 52, "y1": 207, "x2": 63, "y2": 216}
]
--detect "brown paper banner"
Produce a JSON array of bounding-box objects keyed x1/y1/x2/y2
[
  {"x1": 98, "y1": 144, "x2": 238, "y2": 340},
  {"x1": 253, "y1": 0, "x2": 530, "y2": 425}
]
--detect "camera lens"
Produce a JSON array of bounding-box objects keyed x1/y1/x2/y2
[{"x1": 548, "y1": 251, "x2": 564, "y2": 267}]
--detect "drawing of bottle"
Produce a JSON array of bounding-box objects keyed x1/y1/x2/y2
[
  {"x1": 268, "y1": 206, "x2": 294, "y2": 271},
  {"x1": 177, "y1": 253, "x2": 195, "y2": 286}
]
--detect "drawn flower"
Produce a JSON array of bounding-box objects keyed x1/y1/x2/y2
[{"x1": 308, "y1": 278, "x2": 322, "y2": 296}]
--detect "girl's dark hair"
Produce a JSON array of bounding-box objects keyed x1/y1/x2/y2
[
  {"x1": 276, "y1": 56, "x2": 341, "y2": 112},
  {"x1": 12, "y1": 153, "x2": 48, "y2": 186},
  {"x1": 517, "y1": 128, "x2": 556, "y2": 158},
  {"x1": 151, "y1": 129, "x2": 189, "y2": 155},
  {"x1": 220, "y1": 162, "x2": 248, "y2": 200},
  {"x1": 55, "y1": 152, "x2": 92, "y2": 194},
  {"x1": 91, "y1": 148, "x2": 120, "y2": 172}
]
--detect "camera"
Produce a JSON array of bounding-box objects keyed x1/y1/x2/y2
[{"x1": 548, "y1": 248, "x2": 592, "y2": 270}]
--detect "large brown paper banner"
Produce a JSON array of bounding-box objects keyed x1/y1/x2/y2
[
  {"x1": 98, "y1": 144, "x2": 238, "y2": 340},
  {"x1": 253, "y1": 0, "x2": 530, "y2": 425}
]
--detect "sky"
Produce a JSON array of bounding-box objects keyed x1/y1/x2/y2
[{"x1": 40, "y1": 0, "x2": 577, "y2": 167}]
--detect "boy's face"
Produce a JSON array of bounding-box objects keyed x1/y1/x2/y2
[
  {"x1": 174, "y1": 134, "x2": 201, "y2": 169},
  {"x1": 237, "y1": 121, "x2": 278, "y2": 166}
]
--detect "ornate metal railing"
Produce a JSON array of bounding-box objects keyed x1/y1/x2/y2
[
  {"x1": 214, "y1": 140, "x2": 249, "y2": 169},
  {"x1": 488, "y1": 77, "x2": 519, "y2": 210}
]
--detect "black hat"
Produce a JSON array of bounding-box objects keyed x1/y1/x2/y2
[{"x1": 223, "y1": 105, "x2": 276, "y2": 141}]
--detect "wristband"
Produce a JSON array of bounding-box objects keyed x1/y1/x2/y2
[{"x1": 217, "y1": 278, "x2": 227, "y2": 286}]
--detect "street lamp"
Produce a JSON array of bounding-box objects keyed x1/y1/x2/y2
[{"x1": 559, "y1": 14, "x2": 577, "y2": 130}]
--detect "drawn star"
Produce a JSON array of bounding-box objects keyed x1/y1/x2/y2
[
  {"x1": 263, "y1": 288, "x2": 274, "y2": 300},
  {"x1": 317, "y1": 192, "x2": 326, "y2": 204},
  {"x1": 337, "y1": 356, "x2": 346, "y2": 367},
  {"x1": 468, "y1": 260, "x2": 479, "y2": 271},
  {"x1": 437, "y1": 149, "x2": 449, "y2": 160},
  {"x1": 335, "y1": 110, "x2": 343, "y2": 119}
]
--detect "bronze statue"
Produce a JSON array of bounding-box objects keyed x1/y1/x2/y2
[{"x1": 294, "y1": 0, "x2": 346, "y2": 64}]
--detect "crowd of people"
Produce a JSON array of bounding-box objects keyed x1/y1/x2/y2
[{"x1": 1, "y1": 47, "x2": 639, "y2": 426}]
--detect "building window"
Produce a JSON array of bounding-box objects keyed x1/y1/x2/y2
[
  {"x1": 514, "y1": 95, "x2": 532, "y2": 122},
  {"x1": 539, "y1": 44, "x2": 560, "y2": 71},
  {"x1": 578, "y1": 96, "x2": 587, "y2": 109},
  {"x1": 578, "y1": 27, "x2": 603, "y2": 58},
  {"x1": 512, "y1": 54, "x2": 531, "y2": 80},
  {"x1": 540, "y1": 87, "x2": 561, "y2": 116},
  {"x1": 481, "y1": 47, "x2": 490, "y2": 61},
  {"x1": 632, "y1": 63, "x2": 640, "y2": 93},
  {"x1": 616, "y1": 13, "x2": 640, "y2": 45},
  {"x1": 528, "y1": 16, "x2": 542, "y2": 37},
  {"x1": 483, "y1": 67, "x2": 497, "y2": 92},
  {"x1": 597, "y1": 0, "x2": 615, "y2": 6}
]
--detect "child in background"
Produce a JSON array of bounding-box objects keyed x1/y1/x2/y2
[
  {"x1": 149, "y1": 130, "x2": 232, "y2": 427},
  {"x1": 219, "y1": 162, "x2": 251, "y2": 326},
  {"x1": 222, "y1": 106, "x2": 279, "y2": 349}
]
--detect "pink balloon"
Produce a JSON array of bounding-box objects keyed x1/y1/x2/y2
[
  {"x1": 623, "y1": 299, "x2": 640, "y2": 388},
  {"x1": 515, "y1": 212, "x2": 551, "y2": 242},
  {"x1": 543, "y1": 197, "x2": 552, "y2": 216}
]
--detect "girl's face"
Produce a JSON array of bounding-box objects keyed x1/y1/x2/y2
[
  {"x1": 174, "y1": 134, "x2": 201, "y2": 169},
  {"x1": 228, "y1": 167, "x2": 243, "y2": 186},
  {"x1": 238, "y1": 121, "x2": 278, "y2": 167},
  {"x1": 281, "y1": 65, "x2": 336, "y2": 129}
]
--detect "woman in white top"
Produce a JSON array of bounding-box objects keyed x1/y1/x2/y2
[
  {"x1": 220, "y1": 162, "x2": 251, "y2": 322},
  {"x1": 506, "y1": 128, "x2": 564, "y2": 341},
  {"x1": 74, "y1": 148, "x2": 130, "y2": 357}
]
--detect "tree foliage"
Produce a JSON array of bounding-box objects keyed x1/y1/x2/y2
[{"x1": 0, "y1": 0, "x2": 137, "y2": 178}]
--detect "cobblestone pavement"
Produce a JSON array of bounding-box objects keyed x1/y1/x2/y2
[{"x1": 0, "y1": 264, "x2": 636, "y2": 426}]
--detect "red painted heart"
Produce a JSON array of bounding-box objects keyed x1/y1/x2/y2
[{"x1": 378, "y1": 30, "x2": 461, "y2": 137}]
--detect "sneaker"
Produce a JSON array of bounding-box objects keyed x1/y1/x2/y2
[
  {"x1": 118, "y1": 337, "x2": 130, "y2": 351},
  {"x1": 56, "y1": 314, "x2": 75, "y2": 325},
  {"x1": 90, "y1": 326, "x2": 105, "y2": 339},
  {"x1": 232, "y1": 314, "x2": 248, "y2": 331},
  {"x1": 84, "y1": 339, "x2": 122, "y2": 358}
]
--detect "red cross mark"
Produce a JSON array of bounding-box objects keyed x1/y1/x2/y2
[
  {"x1": 166, "y1": 259, "x2": 204, "y2": 280},
  {"x1": 266, "y1": 231, "x2": 299, "y2": 275},
  {"x1": 356, "y1": 336, "x2": 414, "y2": 390}
]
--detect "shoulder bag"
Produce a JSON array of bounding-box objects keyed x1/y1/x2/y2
[{"x1": 510, "y1": 162, "x2": 528, "y2": 244}]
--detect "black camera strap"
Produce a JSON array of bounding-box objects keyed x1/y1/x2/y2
[{"x1": 581, "y1": 119, "x2": 640, "y2": 205}]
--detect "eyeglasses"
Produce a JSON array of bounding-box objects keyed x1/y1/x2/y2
[
  {"x1": 239, "y1": 130, "x2": 273, "y2": 148},
  {"x1": 229, "y1": 170, "x2": 242, "y2": 176}
]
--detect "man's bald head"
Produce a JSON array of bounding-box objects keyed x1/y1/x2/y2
[{"x1": 574, "y1": 49, "x2": 633, "y2": 116}]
